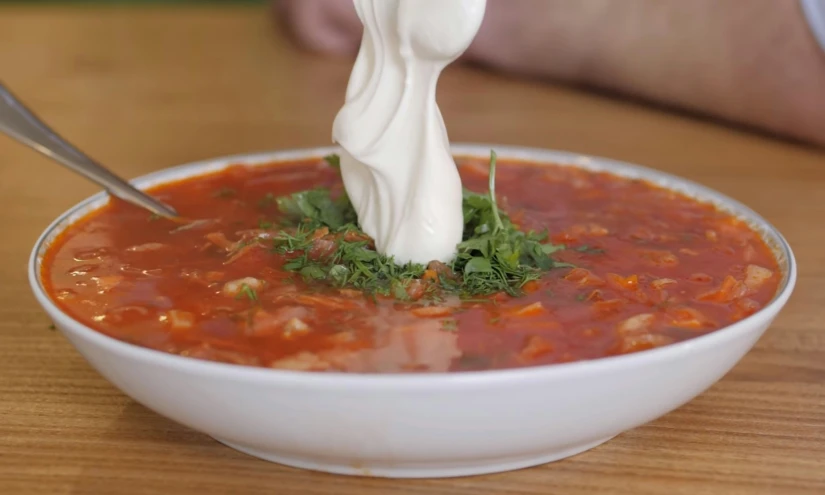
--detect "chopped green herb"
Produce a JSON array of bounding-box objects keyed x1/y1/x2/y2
[
  {"x1": 273, "y1": 226, "x2": 426, "y2": 299},
  {"x1": 300, "y1": 265, "x2": 326, "y2": 280},
  {"x1": 258, "y1": 218, "x2": 274, "y2": 230},
  {"x1": 456, "y1": 354, "x2": 491, "y2": 370},
  {"x1": 212, "y1": 187, "x2": 237, "y2": 199},
  {"x1": 441, "y1": 319, "x2": 458, "y2": 332},
  {"x1": 391, "y1": 280, "x2": 410, "y2": 301},
  {"x1": 258, "y1": 193, "x2": 277, "y2": 209},
  {"x1": 47, "y1": 323, "x2": 56, "y2": 331},
  {"x1": 575, "y1": 245, "x2": 605, "y2": 255},
  {"x1": 148, "y1": 213, "x2": 161, "y2": 222},
  {"x1": 266, "y1": 151, "x2": 566, "y2": 299},
  {"x1": 276, "y1": 188, "x2": 356, "y2": 230},
  {"x1": 328, "y1": 264, "x2": 350, "y2": 285},
  {"x1": 324, "y1": 154, "x2": 341, "y2": 169},
  {"x1": 451, "y1": 151, "x2": 565, "y2": 296},
  {"x1": 576, "y1": 293, "x2": 587, "y2": 301},
  {"x1": 237, "y1": 283, "x2": 258, "y2": 303}
]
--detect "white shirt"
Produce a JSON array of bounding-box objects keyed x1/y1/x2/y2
[{"x1": 802, "y1": 0, "x2": 825, "y2": 53}]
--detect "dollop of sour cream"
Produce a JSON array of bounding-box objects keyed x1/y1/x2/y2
[{"x1": 332, "y1": 0, "x2": 487, "y2": 265}]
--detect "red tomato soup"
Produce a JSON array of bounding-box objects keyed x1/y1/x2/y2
[{"x1": 42, "y1": 157, "x2": 781, "y2": 373}]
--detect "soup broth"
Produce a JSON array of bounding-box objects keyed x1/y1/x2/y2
[{"x1": 42, "y1": 157, "x2": 781, "y2": 373}]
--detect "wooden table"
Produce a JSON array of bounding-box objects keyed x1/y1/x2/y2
[{"x1": 1, "y1": 5, "x2": 824, "y2": 495}]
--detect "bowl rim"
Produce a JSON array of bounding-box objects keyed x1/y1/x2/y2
[{"x1": 28, "y1": 143, "x2": 798, "y2": 390}]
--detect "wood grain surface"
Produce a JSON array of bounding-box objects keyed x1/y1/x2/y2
[{"x1": 1, "y1": 6, "x2": 824, "y2": 495}]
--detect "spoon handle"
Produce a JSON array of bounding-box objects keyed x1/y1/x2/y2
[{"x1": 0, "y1": 82, "x2": 177, "y2": 217}]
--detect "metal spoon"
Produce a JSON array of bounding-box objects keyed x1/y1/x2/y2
[{"x1": 0, "y1": 81, "x2": 178, "y2": 218}]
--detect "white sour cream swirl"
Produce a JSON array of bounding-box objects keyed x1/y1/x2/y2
[{"x1": 332, "y1": 0, "x2": 487, "y2": 264}]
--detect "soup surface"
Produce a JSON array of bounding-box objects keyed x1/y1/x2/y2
[{"x1": 42, "y1": 157, "x2": 781, "y2": 373}]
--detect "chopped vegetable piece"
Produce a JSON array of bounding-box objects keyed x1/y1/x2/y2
[
  {"x1": 668, "y1": 306, "x2": 712, "y2": 329},
  {"x1": 283, "y1": 317, "x2": 311, "y2": 339},
  {"x1": 509, "y1": 302, "x2": 545, "y2": 317},
  {"x1": 650, "y1": 278, "x2": 677, "y2": 290},
  {"x1": 698, "y1": 275, "x2": 747, "y2": 303},
  {"x1": 565, "y1": 268, "x2": 605, "y2": 287},
  {"x1": 165, "y1": 310, "x2": 196, "y2": 330},
  {"x1": 617, "y1": 313, "x2": 655, "y2": 335},
  {"x1": 520, "y1": 335, "x2": 554, "y2": 360},
  {"x1": 744, "y1": 264, "x2": 773, "y2": 292},
  {"x1": 249, "y1": 306, "x2": 310, "y2": 337}
]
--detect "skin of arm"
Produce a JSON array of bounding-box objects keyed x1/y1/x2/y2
[{"x1": 277, "y1": 0, "x2": 825, "y2": 146}]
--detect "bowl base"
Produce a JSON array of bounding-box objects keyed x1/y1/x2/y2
[{"x1": 213, "y1": 435, "x2": 615, "y2": 478}]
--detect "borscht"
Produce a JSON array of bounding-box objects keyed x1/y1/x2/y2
[{"x1": 41, "y1": 156, "x2": 781, "y2": 373}]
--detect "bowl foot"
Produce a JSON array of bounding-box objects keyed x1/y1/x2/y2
[{"x1": 213, "y1": 435, "x2": 615, "y2": 478}]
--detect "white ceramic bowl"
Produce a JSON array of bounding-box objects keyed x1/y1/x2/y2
[{"x1": 29, "y1": 145, "x2": 796, "y2": 478}]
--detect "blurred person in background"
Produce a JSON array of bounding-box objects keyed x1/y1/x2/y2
[{"x1": 276, "y1": 0, "x2": 825, "y2": 147}]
